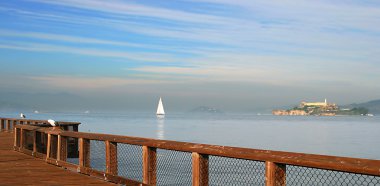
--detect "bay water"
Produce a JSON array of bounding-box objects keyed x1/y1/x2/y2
[{"x1": 3, "y1": 111, "x2": 379, "y2": 160}]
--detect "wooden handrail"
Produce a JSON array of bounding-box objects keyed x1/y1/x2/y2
[
  {"x1": 13, "y1": 123, "x2": 380, "y2": 177},
  {"x1": 0, "y1": 117, "x2": 80, "y2": 126},
  {"x1": 6, "y1": 118, "x2": 380, "y2": 186}
]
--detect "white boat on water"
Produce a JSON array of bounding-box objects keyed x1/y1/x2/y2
[{"x1": 156, "y1": 97, "x2": 165, "y2": 118}]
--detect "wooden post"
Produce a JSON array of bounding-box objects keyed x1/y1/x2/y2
[
  {"x1": 14, "y1": 128, "x2": 18, "y2": 148},
  {"x1": 46, "y1": 134, "x2": 52, "y2": 159},
  {"x1": 19, "y1": 128, "x2": 25, "y2": 149},
  {"x1": 6, "y1": 120, "x2": 10, "y2": 131},
  {"x1": 265, "y1": 161, "x2": 286, "y2": 186},
  {"x1": 33, "y1": 131, "x2": 37, "y2": 154},
  {"x1": 79, "y1": 138, "x2": 90, "y2": 167},
  {"x1": 0, "y1": 119, "x2": 4, "y2": 130},
  {"x1": 192, "y1": 152, "x2": 209, "y2": 186},
  {"x1": 57, "y1": 135, "x2": 67, "y2": 161},
  {"x1": 106, "y1": 141, "x2": 118, "y2": 175},
  {"x1": 143, "y1": 146, "x2": 157, "y2": 185}
]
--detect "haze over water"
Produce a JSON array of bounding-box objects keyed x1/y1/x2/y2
[{"x1": 3, "y1": 111, "x2": 379, "y2": 160}]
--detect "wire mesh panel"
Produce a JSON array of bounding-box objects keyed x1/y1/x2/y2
[
  {"x1": 118, "y1": 143, "x2": 143, "y2": 182},
  {"x1": 90, "y1": 140, "x2": 106, "y2": 172},
  {"x1": 209, "y1": 156, "x2": 265, "y2": 186},
  {"x1": 35, "y1": 132, "x2": 47, "y2": 154},
  {"x1": 156, "y1": 149, "x2": 192, "y2": 186},
  {"x1": 9, "y1": 121, "x2": 13, "y2": 131},
  {"x1": 23, "y1": 130, "x2": 34, "y2": 151},
  {"x1": 66, "y1": 137, "x2": 79, "y2": 165},
  {"x1": 287, "y1": 165, "x2": 380, "y2": 186},
  {"x1": 49, "y1": 135, "x2": 58, "y2": 159}
]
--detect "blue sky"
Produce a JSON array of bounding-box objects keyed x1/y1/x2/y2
[{"x1": 1, "y1": 0, "x2": 380, "y2": 112}]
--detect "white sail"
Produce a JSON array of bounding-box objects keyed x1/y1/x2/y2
[{"x1": 156, "y1": 97, "x2": 165, "y2": 115}]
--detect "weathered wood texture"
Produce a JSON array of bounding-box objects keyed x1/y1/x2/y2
[
  {"x1": 192, "y1": 152, "x2": 209, "y2": 186},
  {"x1": 265, "y1": 161, "x2": 286, "y2": 186},
  {"x1": 79, "y1": 138, "x2": 91, "y2": 167},
  {"x1": 57, "y1": 135, "x2": 67, "y2": 161},
  {"x1": 0, "y1": 132, "x2": 116, "y2": 185},
  {"x1": 143, "y1": 146, "x2": 157, "y2": 185},
  {"x1": 106, "y1": 141, "x2": 118, "y2": 175}
]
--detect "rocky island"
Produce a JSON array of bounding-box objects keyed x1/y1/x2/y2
[{"x1": 273, "y1": 99, "x2": 369, "y2": 116}]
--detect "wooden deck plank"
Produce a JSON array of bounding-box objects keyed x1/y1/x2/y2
[{"x1": 0, "y1": 132, "x2": 117, "y2": 185}]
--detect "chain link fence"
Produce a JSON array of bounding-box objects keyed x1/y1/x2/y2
[
  {"x1": 66, "y1": 137, "x2": 79, "y2": 165},
  {"x1": 23, "y1": 130, "x2": 34, "y2": 151},
  {"x1": 287, "y1": 165, "x2": 380, "y2": 186},
  {"x1": 156, "y1": 149, "x2": 192, "y2": 186},
  {"x1": 8, "y1": 120, "x2": 14, "y2": 131},
  {"x1": 49, "y1": 135, "x2": 58, "y2": 159},
  {"x1": 118, "y1": 143, "x2": 143, "y2": 182},
  {"x1": 90, "y1": 140, "x2": 106, "y2": 171},
  {"x1": 35, "y1": 131, "x2": 47, "y2": 154},
  {"x1": 209, "y1": 155, "x2": 265, "y2": 186}
]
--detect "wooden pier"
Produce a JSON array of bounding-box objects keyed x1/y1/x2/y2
[
  {"x1": 1, "y1": 117, "x2": 380, "y2": 186},
  {"x1": 0, "y1": 131, "x2": 116, "y2": 185}
]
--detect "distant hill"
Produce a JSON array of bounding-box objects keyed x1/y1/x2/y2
[
  {"x1": 0, "y1": 92, "x2": 86, "y2": 112},
  {"x1": 348, "y1": 99, "x2": 380, "y2": 114}
]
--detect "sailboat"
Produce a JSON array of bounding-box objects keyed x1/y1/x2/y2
[{"x1": 156, "y1": 97, "x2": 165, "y2": 118}]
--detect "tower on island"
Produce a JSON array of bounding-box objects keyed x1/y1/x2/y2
[{"x1": 300, "y1": 99, "x2": 329, "y2": 107}]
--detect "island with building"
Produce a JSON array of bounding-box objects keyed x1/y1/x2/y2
[{"x1": 272, "y1": 99, "x2": 369, "y2": 116}]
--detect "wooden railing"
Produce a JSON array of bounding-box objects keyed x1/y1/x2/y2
[
  {"x1": 3, "y1": 118, "x2": 380, "y2": 186},
  {"x1": 0, "y1": 117, "x2": 80, "y2": 131}
]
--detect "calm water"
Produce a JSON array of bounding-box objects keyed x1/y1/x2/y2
[{"x1": 2, "y1": 111, "x2": 380, "y2": 160}]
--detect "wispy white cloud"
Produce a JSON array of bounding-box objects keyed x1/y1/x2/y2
[
  {"x1": 31, "y1": 0, "x2": 235, "y2": 25},
  {"x1": 0, "y1": 29, "x2": 143, "y2": 47},
  {"x1": 0, "y1": 41, "x2": 177, "y2": 63},
  {"x1": 128, "y1": 51, "x2": 380, "y2": 88},
  {"x1": 186, "y1": 0, "x2": 380, "y2": 32},
  {"x1": 5, "y1": 1, "x2": 379, "y2": 59},
  {"x1": 1, "y1": 0, "x2": 380, "y2": 95}
]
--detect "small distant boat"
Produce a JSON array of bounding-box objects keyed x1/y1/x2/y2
[
  {"x1": 156, "y1": 97, "x2": 165, "y2": 118},
  {"x1": 34, "y1": 110, "x2": 39, "y2": 114}
]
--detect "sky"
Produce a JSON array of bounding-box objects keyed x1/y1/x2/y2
[{"x1": 0, "y1": 0, "x2": 380, "y2": 112}]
